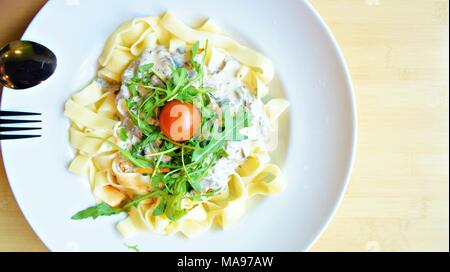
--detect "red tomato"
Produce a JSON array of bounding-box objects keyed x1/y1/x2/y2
[{"x1": 159, "y1": 100, "x2": 201, "y2": 142}]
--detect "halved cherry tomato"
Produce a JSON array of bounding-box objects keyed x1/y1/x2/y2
[{"x1": 158, "y1": 100, "x2": 201, "y2": 142}]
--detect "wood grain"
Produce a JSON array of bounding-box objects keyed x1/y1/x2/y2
[
  {"x1": 308, "y1": 0, "x2": 449, "y2": 252},
  {"x1": 0, "y1": 0, "x2": 448, "y2": 252}
]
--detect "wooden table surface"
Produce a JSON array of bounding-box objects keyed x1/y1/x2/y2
[{"x1": 0, "y1": 0, "x2": 448, "y2": 252}]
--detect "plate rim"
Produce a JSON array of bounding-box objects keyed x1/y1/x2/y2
[{"x1": 301, "y1": 1, "x2": 357, "y2": 251}]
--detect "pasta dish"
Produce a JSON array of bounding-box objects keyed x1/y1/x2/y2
[{"x1": 65, "y1": 12, "x2": 289, "y2": 238}]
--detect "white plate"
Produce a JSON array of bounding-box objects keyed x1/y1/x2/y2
[{"x1": 1, "y1": 0, "x2": 356, "y2": 252}]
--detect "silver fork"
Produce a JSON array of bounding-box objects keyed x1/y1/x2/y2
[{"x1": 0, "y1": 110, "x2": 41, "y2": 140}]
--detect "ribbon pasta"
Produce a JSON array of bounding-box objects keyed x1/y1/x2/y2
[{"x1": 65, "y1": 13, "x2": 288, "y2": 238}]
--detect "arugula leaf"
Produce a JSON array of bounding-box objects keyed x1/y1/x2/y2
[
  {"x1": 72, "y1": 192, "x2": 166, "y2": 221},
  {"x1": 192, "y1": 107, "x2": 250, "y2": 163},
  {"x1": 119, "y1": 127, "x2": 128, "y2": 142},
  {"x1": 71, "y1": 202, "x2": 122, "y2": 220},
  {"x1": 126, "y1": 98, "x2": 157, "y2": 137},
  {"x1": 123, "y1": 191, "x2": 165, "y2": 211},
  {"x1": 126, "y1": 83, "x2": 139, "y2": 97},
  {"x1": 140, "y1": 95, "x2": 159, "y2": 119},
  {"x1": 187, "y1": 177, "x2": 201, "y2": 192},
  {"x1": 151, "y1": 173, "x2": 165, "y2": 190},
  {"x1": 152, "y1": 197, "x2": 168, "y2": 216},
  {"x1": 132, "y1": 131, "x2": 159, "y2": 154},
  {"x1": 181, "y1": 146, "x2": 201, "y2": 193},
  {"x1": 172, "y1": 67, "x2": 189, "y2": 87},
  {"x1": 137, "y1": 63, "x2": 154, "y2": 76},
  {"x1": 173, "y1": 178, "x2": 187, "y2": 195},
  {"x1": 114, "y1": 143, "x2": 150, "y2": 168},
  {"x1": 124, "y1": 243, "x2": 140, "y2": 252},
  {"x1": 165, "y1": 194, "x2": 187, "y2": 221},
  {"x1": 87, "y1": 135, "x2": 150, "y2": 168}
]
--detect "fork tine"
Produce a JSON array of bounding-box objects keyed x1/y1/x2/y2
[
  {"x1": 0, "y1": 111, "x2": 41, "y2": 116},
  {"x1": 0, "y1": 119, "x2": 42, "y2": 124},
  {"x1": 0, "y1": 135, "x2": 41, "y2": 140},
  {"x1": 0, "y1": 111, "x2": 42, "y2": 140},
  {"x1": 0, "y1": 127, "x2": 42, "y2": 132}
]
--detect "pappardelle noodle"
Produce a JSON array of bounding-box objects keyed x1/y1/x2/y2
[{"x1": 65, "y1": 12, "x2": 289, "y2": 238}]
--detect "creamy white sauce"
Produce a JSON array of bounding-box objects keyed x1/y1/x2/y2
[{"x1": 117, "y1": 46, "x2": 270, "y2": 193}]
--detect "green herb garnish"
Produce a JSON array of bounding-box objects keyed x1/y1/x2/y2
[
  {"x1": 71, "y1": 202, "x2": 122, "y2": 220},
  {"x1": 119, "y1": 127, "x2": 128, "y2": 141},
  {"x1": 73, "y1": 40, "x2": 252, "y2": 223},
  {"x1": 124, "y1": 243, "x2": 140, "y2": 252}
]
